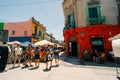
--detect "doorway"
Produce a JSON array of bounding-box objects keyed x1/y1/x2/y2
[
  {"x1": 90, "y1": 37, "x2": 104, "y2": 52},
  {"x1": 69, "y1": 42, "x2": 78, "y2": 57}
]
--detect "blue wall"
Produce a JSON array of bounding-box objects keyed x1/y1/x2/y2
[{"x1": 9, "y1": 36, "x2": 31, "y2": 42}]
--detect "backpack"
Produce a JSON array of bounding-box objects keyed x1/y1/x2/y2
[{"x1": 47, "y1": 54, "x2": 52, "y2": 61}]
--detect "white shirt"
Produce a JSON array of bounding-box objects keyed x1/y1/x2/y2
[{"x1": 15, "y1": 47, "x2": 22, "y2": 55}]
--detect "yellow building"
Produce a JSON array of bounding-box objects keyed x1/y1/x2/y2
[{"x1": 31, "y1": 17, "x2": 46, "y2": 43}]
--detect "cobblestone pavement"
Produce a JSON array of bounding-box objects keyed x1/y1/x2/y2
[{"x1": 0, "y1": 52, "x2": 119, "y2": 80}]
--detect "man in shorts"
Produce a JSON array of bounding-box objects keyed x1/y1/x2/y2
[
  {"x1": 13, "y1": 44, "x2": 22, "y2": 67},
  {"x1": 53, "y1": 44, "x2": 60, "y2": 67},
  {"x1": 24, "y1": 44, "x2": 33, "y2": 67}
]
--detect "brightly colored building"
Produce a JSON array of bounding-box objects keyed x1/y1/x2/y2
[
  {"x1": 62, "y1": 0, "x2": 120, "y2": 58},
  {"x1": 31, "y1": 17, "x2": 46, "y2": 43},
  {"x1": 0, "y1": 22, "x2": 4, "y2": 30},
  {"x1": 45, "y1": 33, "x2": 56, "y2": 43},
  {"x1": 4, "y1": 17, "x2": 46, "y2": 43}
]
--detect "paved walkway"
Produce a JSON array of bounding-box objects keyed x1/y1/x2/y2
[{"x1": 0, "y1": 52, "x2": 119, "y2": 80}]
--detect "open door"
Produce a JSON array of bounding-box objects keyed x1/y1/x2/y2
[
  {"x1": 69, "y1": 42, "x2": 78, "y2": 57},
  {"x1": 68, "y1": 36, "x2": 78, "y2": 57}
]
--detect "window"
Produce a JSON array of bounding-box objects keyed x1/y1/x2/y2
[
  {"x1": 34, "y1": 26, "x2": 37, "y2": 35},
  {"x1": 89, "y1": 7, "x2": 98, "y2": 18},
  {"x1": 24, "y1": 31, "x2": 27, "y2": 35},
  {"x1": 67, "y1": 15, "x2": 70, "y2": 29},
  {"x1": 66, "y1": 12, "x2": 75, "y2": 29},
  {"x1": 40, "y1": 31, "x2": 43, "y2": 37},
  {"x1": 12, "y1": 30, "x2": 15, "y2": 35}
]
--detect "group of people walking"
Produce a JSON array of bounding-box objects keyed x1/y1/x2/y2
[{"x1": 12, "y1": 43, "x2": 60, "y2": 71}]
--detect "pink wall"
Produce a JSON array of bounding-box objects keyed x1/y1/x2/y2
[{"x1": 4, "y1": 18, "x2": 32, "y2": 37}]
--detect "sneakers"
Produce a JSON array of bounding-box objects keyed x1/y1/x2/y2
[
  {"x1": 55, "y1": 64, "x2": 59, "y2": 67},
  {"x1": 43, "y1": 68, "x2": 49, "y2": 71},
  {"x1": 30, "y1": 65, "x2": 33, "y2": 67},
  {"x1": 25, "y1": 65, "x2": 29, "y2": 68},
  {"x1": 57, "y1": 64, "x2": 59, "y2": 67},
  {"x1": 12, "y1": 65, "x2": 15, "y2": 68},
  {"x1": 49, "y1": 66, "x2": 51, "y2": 70}
]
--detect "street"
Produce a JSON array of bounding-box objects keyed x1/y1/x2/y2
[{"x1": 0, "y1": 52, "x2": 119, "y2": 80}]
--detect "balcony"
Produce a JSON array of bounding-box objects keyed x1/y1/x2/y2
[
  {"x1": 32, "y1": 33, "x2": 40, "y2": 39},
  {"x1": 87, "y1": 16, "x2": 106, "y2": 25},
  {"x1": 65, "y1": 22, "x2": 76, "y2": 30}
]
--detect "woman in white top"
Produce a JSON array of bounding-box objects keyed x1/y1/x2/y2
[{"x1": 13, "y1": 44, "x2": 22, "y2": 67}]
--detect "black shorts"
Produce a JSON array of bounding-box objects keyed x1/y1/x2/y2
[
  {"x1": 26, "y1": 54, "x2": 31, "y2": 60},
  {"x1": 46, "y1": 54, "x2": 52, "y2": 62},
  {"x1": 54, "y1": 53, "x2": 59, "y2": 59},
  {"x1": 34, "y1": 54, "x2": 40, "y2": 59}
]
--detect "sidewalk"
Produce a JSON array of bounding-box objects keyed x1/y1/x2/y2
[{"x1": 0, "y1": 52, "x2": 119, "y2": 80}]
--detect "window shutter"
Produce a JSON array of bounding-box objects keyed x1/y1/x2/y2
[
  {"x1": 97, "y1": 6, "x2": 101, "y2": 23},
  {"x1": 86, "y1": 7, "x2": 89, "y2": 25}
]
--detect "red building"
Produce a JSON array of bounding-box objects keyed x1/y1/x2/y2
[{"x1": 63, "y1": 24, "x2": 120, "y2": 58}]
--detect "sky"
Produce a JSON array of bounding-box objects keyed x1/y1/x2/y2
[{"x1": 0, "y1": 0, "x2": 64, "y2": 41}]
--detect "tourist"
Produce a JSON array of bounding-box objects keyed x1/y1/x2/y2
[
  {"x1": 24, "y1": 44, "x2": 33, "y2": 67},
  {"x1": 40, "y1": 47, "x2": 46, "y2": 62},
  {"x1": 53, "y1": 44, "x2": 60, "y2": 67},
  {"x1": 34, "y1": 46, "x2": 40, "y2": 68},
  {"x1": 13, "y1": 44, "x2": 22, "y2": 67},
  {"x1": 43, "y1": 45, "x2": 53, "y2": 71}
]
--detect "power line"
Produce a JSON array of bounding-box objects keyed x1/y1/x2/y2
[
  {"x1": 38, "y1": 4, "x2": 55, "y2": 26},
  {"x1": 0, "y1": 0, "x2": 63, "y2": 7}
]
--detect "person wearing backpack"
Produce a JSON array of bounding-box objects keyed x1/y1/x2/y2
[{"x1": 43, "y1": 45, "x2": 53, "y2": 71}]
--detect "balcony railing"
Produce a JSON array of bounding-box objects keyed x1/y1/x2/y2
[
  {"x1": 87, "y1": 16, "x2": 106, "y2": 25},
  {"x1": 32, "y1": 33, "x2": 40, "y2": 39}
]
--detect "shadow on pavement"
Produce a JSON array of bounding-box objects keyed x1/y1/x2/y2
[
  {"x1": 29, "y1": 67, "x2": 39, "y2": 70},
  {"x1": 60, "y1": 53, "x2": 120, "y2": 68},
  {"x1": 8, "y1": 66, "x2": 20, "y2": 70},
  {"x1": 0, "y1": 70, "x2": 7, "y2": 73}
]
